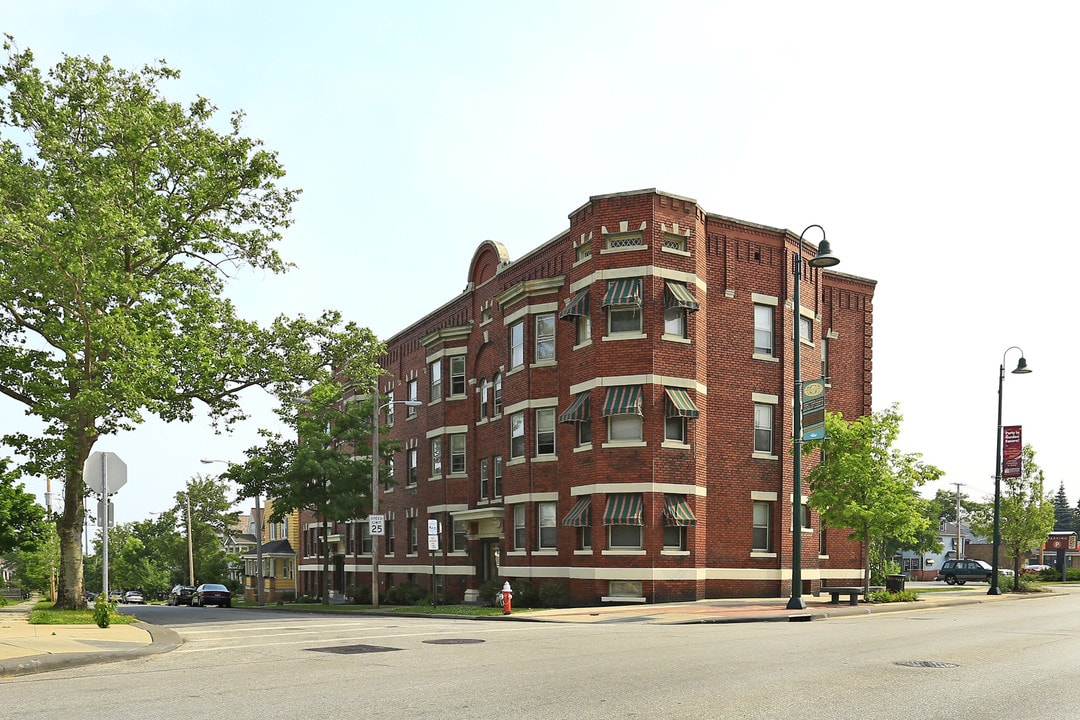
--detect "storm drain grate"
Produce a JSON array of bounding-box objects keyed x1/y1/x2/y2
[
  {"x1": 307, "y1": 644, "x2": 403, "y2": 655},
  {"x1": 895, "y1": 660, "x2": 959, "y2": 669},
  {"x1": 423, "y1": 638, "x2": 486, "y2": 645}
]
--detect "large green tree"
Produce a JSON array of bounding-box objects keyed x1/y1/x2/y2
[
  {"x1": 0, "y1": 457, "x2": 49, "y2": 555},
  {"x1": 971, "y1": 444, "x2": 1054, "y2": 580},
  {"x1": 1051, "y1": 481, "x2": 1075, "y2": 532},
  {"x1": 226, "y1": 379, "x2": 387, "y2": 604},
  {"x1": 8, "y1": 522, "x2": 59, "y2": 595},
  {"x1": 804, "y1": 404, "x2": 943, "y2": 589},
  {"x1": 0, "y1": 39, "x2": 379, "y2": 608}
]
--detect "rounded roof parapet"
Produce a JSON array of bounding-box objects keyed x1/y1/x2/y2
[{"x1": 467, "y1": 239, "x2": 510, "y2": 289}]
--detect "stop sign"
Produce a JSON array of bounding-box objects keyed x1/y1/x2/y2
[{"x1": 83, "y1": 452, "x2": 127, "y2": 495}]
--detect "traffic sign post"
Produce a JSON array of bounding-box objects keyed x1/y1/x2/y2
[
  {"x1": 428, "y1": 519, "x2": 440, "y2": 608},
  {"x1": 83, "y1": 451, "x2": 127, "y2": 602}
]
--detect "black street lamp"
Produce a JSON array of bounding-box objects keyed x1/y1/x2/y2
[
  {"x1": 787, "y1": 225, "x2": 839, "y2": 610},
  {"x1": 989, "y1": 347, "x2": 1031, "y2": 595}
]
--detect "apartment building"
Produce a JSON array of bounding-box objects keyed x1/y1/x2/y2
[{"x1": 298, "y1": 188, "x2": 876, "y2": 604}]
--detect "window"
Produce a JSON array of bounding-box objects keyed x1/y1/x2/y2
[
  {"x1": 509, "y1": 321, "x2": 524, "y2": 368},
  {"x1": 361, "y1": 522, "x2": 372, "y2": 555},
  {"x1": 387, "y1": 517, "x2": 396, "y2": 554},
  {"x1": 578, "y1": 525, "x2": 591, "y2": 550},
  {"x1": 536, "y1": 408, "x2": 555, "y2": 456},
  {"x1": 513, "y1": 505, "x2": 526, "y2": 550},
  {"x1": 664, "y1": 387, "x2": 698, "y2": 443},
  {"x1": 664, "y1": 306, "x2": 686, "y2": 338},
  {"x1": 801, "y1": 502, "x2": 811, "y2": 530},
  {"x1": 578, "y1": 418, "x2": 592, "y2": 446},
  {"x1": 450, "y1": 356, "x2": 466, "y2": 396},
  {"x1": 799, "y1": 315, "x2": 813, "y2": 343},
  {"x1": 604, "y1": 385, "x2": 643, "y2": 442},
  {"x1": 429, "y1": 360, "x2": 442, "y2": 402},
  {"x1": 407, "y1": 447, "x2": 418, "y2": 486},
  {"x1": 609, "y1": 524, "x2": 642, "y2": 549},
  {"x1": 430, "y1": 438, "x2": 442, "y2": 477},
  {"x1": 406, "y1": 379, "x2": 418, "y2": 416},
  {"x1": 577, "y1": 315, "x2": 591, "y2": 344},
  {"x1": 481, "y1": 307, "x2": 492, "y2": 324},
  {"x1": 821, "y1": 337, "x2": 830, "y2": 381},
  {"x1": 609, "y1": 304, "x2": 641, "y2": 334},
  {"x1": 663, "y1": 525, "x2": 686, "y2": 550},
  {"x1": 605, "y1": 493, "x2": 643, "y2": 549},
  {"x1": 603, "y1": 278, "x2": 643, "y2": 334},
  {"x1": 665, "y1": 415, "x2": 685, "y2": 443},
  {"x1": 408, "y1": 518, "x2": 418, "y2": 553},
  {"x1": 450, "y1": 433, "x2": 466, "y2": 474},
  {"x1": 576, "y1": 240, "x2": 592, "y2": 262},
  {"x1": 754, "y1": 403, "x2": 774, "y2": 454},
  {"x1": 493, "y1": 455, "x2": 503, "y2": 497},
  {"x1": 479, "y1": 379, "x2": 489, "y2": 419},
  {"x1": 493, "y1": 374, "x2": 503, "y2": 415},
  {"x1": 663, "y1": 233, "x2": 687, "y2": 252},
  {"x1": 605, "y1": 232, "x2": 643, "y2": 251},
  {"x1": 510, "y1": 411, "x2": 525, "y2": 459},
  {"x1": 538, "y1": 502, "x2": 557, "y2": 549},
  {"x1": 754, "y1": 304, "x2": 774, "y2": 356},
  {"x1": 535, "y1": 313, "x2": 555, "y2": 361},
  {"x1": 479, "y1": 458, "x2": 489, "y2": 499},
  {"x1": 347, "y1": 522, "x2": 355, "y2": 554},
  {"x1": 609, "y1": 415, "x2": 642, "y2": 442},
  {"x1": 753, "y1": 501, "x2": 772, "y2": 551},
  {"x1": 386, "y1": 399, "x2": 395, "y2": 427},
  {"x1": 453, "y1": 520, "x2": 467, "y2": 552},
  {"x1": 386, "y1": 456, "x2": 395, "y2": 488}
]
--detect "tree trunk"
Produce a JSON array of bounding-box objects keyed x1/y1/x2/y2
[
  {"x1": 55, "y1": 460, "x2": 86, "y2": 610},
  {"x1": 321, "y1": 520, "x2": 330, "y2": 605}
]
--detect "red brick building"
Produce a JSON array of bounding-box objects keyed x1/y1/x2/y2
[{"x1": 298, "y1": 188, "x2": 876, "y2": 604}]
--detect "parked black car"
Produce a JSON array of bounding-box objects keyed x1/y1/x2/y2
[
  {"x1": 191, "y1": 583, "x2": 232, "y2": 608},
  {"x1": 935, "y1": 559, "x2": 994, "y2": 585},
  {"x1": 167, "y1": 585, "x2": 196, "y2": 606}
]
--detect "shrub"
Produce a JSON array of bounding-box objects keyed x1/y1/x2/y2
[
  {"x1": 93, "y1": 595, "x2": 117, "y2": 628},
  {"x1": 478, "y1": 579, "x2": 500, "y2": 606},
  {"x1": 510, "y1": 579, "x2": 540, "y2": 608},
  {"x1": 279, "y1": 590, "x2": 296, "y2": 602},
  {"x1": 384, "y1": 581, "x2": 425, "y2": 606},
  {"x1": 538, "y1": 580, "x2": 566, "y2": 608},
  {"x1": 865, "y1": 589, "x2": 918, "y2": 603},
  {"x1": 345, "y1": 584, "x2": 372, "y2": 604}
]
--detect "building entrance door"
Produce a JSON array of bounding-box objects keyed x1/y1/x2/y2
[{"x1": 480, "y1": 540, "x2": 500, "y2": 582}]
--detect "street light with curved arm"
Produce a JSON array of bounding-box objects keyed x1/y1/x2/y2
[
  {"x1": 988, "y1": 347, "x2": 1032, "y2": 595},
  {"x1": 787, "y1": 225, "x2": 839, "y2": 610}
]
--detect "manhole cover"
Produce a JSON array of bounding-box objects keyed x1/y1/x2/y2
[
  {"x1": 423, "y1": 638, "x2": 486, "y2": 645},
  {"x1": 895, "y1": 660, "x2": 959, "y2": 669},
  {"x1": 307, "y1": 644, "x2": 402, "y2": 655}
]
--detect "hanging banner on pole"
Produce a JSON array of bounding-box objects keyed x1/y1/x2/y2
[
  {"x1": 801, "y1": 379, "x2": 827, "y2": 441},
  {"x1": 1002, "y1": 425, "x2": 1022, "y2": 478}
]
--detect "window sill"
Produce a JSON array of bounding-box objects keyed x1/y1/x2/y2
[
  {"x1": 662, "y1": 334, "x2": 691, "y2": 344},
  {"x1": 533, "y1": 549, "x2": 557, "y2": 556},
  {"x1": 406, "y1": 553, "x2": 419, "y2": 558},
  {"x1": 751, "y1": 452, "x2": 778, "y2": 461},
  {"x1": 428, "y1": 476, "x2": 442, "y2": 482},
  {"x1": 573, "y1": 339, "x2": 593, "y2": 350},
  {"x1": 602, "y1": 332, "x2": 647, "y2": 342},
  {"x1": 506, "y1": 366, "x2": 525, "y2": 377},
  {"x1": 602, "y1": 440, "x2": 646, "y2": 449},
  {"x1": 507, "y1": 457, "x2": 526, "y2": 467},
  {"x1": 507, "y1": 550, "x2": 527, "y2": 557},
  {"x1": 476, "y1": 418, "x2": 489, "y2": 427},
  {"x1": 532, "y1": 455, "x2": 558, "y2": 463},
  {"x1": 600, "y1": 245, "x2": 649, "y2": 255},
  {"x1": 572, "y1": 256, "x2": 592, "y2": 268},
  {"x1": 661, "y1": 440, "x2": 691, "y2": 450},
  {"x1": 602, "y1": 549, "x2": 646, "y2": 556},
  {"x1": 662, "y1": 550, "x2": 690, "y2": 556},
  {"x1": 529, "y1": 360, "x2": 557, "y2": 369},
  {"x1": 573, "y1": 443, "x2": 593, "y2": 453},
  {"x1": 661, "y1": 246, "x2": 691, "y2": 257},
  {"x1": 428, "y1": 398, "x2": 442, "y2": 407},
  {"x1": 752, "y1": 353, "x2": 779, "y2": 363},
  {"x1": 447, "y1": 394, "x2": 467, "y2": 402},
  {"x1": 750, "y1": 551, "x2": 777, "y2": 558},
  {"x1": 573, "y1": 550, "x2": 593, "y2": 556},
  {"x1": 447, "y1": 472, "x2": 467, "y2": 479}
]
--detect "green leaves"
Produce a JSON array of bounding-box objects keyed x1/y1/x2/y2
[{"x1": 0, "y1": 458, "x2": 49, "y2": 554}]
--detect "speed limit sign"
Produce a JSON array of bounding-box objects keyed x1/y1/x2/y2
[{"x1": 369, "y1": 514, "x2": 385, "y2": 536}]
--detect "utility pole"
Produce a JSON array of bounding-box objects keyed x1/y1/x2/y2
[
  {"x1": 186, "y1": 488, "x2": 195, "y2": 586},
  {"x1": 955, "y1": 482, "x2": 963, "y2": 559}
]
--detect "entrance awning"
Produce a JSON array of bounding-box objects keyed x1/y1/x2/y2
[
  {"x1": 663, "y1": 494, "x2": 697, "y2": 527},
  {"x1": 664, "y1": 281, "x2": 699, "y2": 311},
  {"x1": 603, "y1": 493, "x2": 643, "y2": 526},
  {"x1": 562, "y1": 498, "x2": 591, "y2": 527},
  {"x1": 664, "y1": 387, "x2": 700, "y2": 419},
  {"x1": 602, "y1": 385, "x2": 642, "y2": 416},
  {"x1": 602, "y1": 278, "x2": 642, "y2": 307},
  {"x1": 559, "y1": 289, "x2": 590, "y2": 319},
  {"x1": 559, "y1": 392, "x2": 590, "y2": 424}
]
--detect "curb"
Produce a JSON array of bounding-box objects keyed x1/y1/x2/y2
[{"x1": 0, "y1": 621, "x2": 182, "y2": 679}]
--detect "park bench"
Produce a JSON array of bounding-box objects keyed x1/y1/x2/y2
[{"x1": 821, "y1": 586, "x2": 867, "y2": 605}]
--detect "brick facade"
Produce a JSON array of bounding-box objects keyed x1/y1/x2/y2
[{"x1": 298, "y1": 189, "x2": 876, "y2": 605}]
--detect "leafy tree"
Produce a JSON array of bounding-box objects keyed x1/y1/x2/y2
[
  {"x1": 8, "y1": 522, "x2": 59, "y2": 595},
  {"x1": 173, "y1": 475, "x2": 238, "y2": 586},
  {"x1": 804, "y1": 404, "x2": 943, "y2": 589},
  {"x1": 0, "y1": 458, "x2": 49, "y2": 555},
  {"x1": 226, "y1": 379, "x2": 389, "y2": 605},
  {"x1": 926, "y1": 487, "x2": 989, "y2": 527},
  {"x1": 0, "y1": 38, "x2": 378, "y2": 608},
  {"x1": 971, "y1": 445, "x2": 1055, "y2": 580},
  {"x1": 1052, "y1": 481, "x2": 1075, "y2": 531}
]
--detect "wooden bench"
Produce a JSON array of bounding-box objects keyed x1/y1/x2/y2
[{"x1": 821, "y1": 586, "x2": 866, "y2": 605}]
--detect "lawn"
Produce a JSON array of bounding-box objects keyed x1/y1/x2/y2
[{"x1": 29, "y1": 601, "x2": 138, "y2": 625}]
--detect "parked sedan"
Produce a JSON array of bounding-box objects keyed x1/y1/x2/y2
[
  {"x1": 191, "y1": 583, "x2": 232, "y2": 608},
  {"x1": 1023, "y1": 564, "x2": 1051, "y2": 574},
  {"x1": 123, "y1": 590, "x2": 145, "y2": 604},
  {"x1": 167, "y1": 585, "x2": 195, "y2": 606}
]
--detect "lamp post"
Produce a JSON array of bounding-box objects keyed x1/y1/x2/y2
[
  {"x1": 370, "y1": 392, "x2": 421, "y2": 609},
  {"x1": 201, "y1": 459, "x2": 264, "y2": 606},
  {"x1": 988, "y1": 347, "x2": 1032, "y2": 595},
  {"x1": 787, "y1": 225, "x2": 840, "y2": 610}
]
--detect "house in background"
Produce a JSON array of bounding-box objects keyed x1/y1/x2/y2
[
  {"x1": 900, "y1": 519, "x2": 983, "y2": 580},
  {"x1": 241, "y1": 500, "x2": 299, "y2": 602}
]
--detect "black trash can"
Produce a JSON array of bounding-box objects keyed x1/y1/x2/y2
[{"x1": 885, "y1": 574, "x2": 906, "y2": 592}]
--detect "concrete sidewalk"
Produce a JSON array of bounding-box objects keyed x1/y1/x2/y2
[
  {"x1": 0, "y1": 587, "x2": 1053, "y2": 679},
  {"x1": 0, "y1": 599, "x2": 180, "y2": 679}
]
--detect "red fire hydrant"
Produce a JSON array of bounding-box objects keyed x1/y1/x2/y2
[{"x1": 499, "y1": 581, "x2": 513, "y2": 615}]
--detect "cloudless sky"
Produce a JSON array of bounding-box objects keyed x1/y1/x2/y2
[{"x1": 3, "y1": 1, "x2": 1078, "y2": 525}]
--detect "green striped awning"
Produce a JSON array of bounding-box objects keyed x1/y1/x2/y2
[
  {"x1": 664, "y1": 387, "x2": 700, "y2": 419},
  {"x1": 559, "y1": 289, "x2": 590, "y2": 320},
  {"x1": 603, "y1": 493, "x2": 643, "y2": 526},
  {"x1": 665, "y1": 281, "x2": 699, "y2": 311},
  {"x1": 602, "y1": 385, "x2": 642, "y2": 417},
  {"x1": 601, "y1": 278, "x2": 642, "y2": 307},
  {"x1": 559, "y1": 392, "x2": 590, "y2": 424},
  {"x1": 663, "y1": 494, "x2": 697, "y2": 527},
  {"x1": 562, "y1": 497, "x2": 591, "y2": 527}
]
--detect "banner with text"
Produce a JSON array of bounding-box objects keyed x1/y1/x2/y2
[{"x1": 1002, "y1": 425, "x2": 1022, "y2": 478}]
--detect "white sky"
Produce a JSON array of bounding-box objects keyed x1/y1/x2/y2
[{"x1": 3, "y1": 1, "x2": 1077, "y2": 524}]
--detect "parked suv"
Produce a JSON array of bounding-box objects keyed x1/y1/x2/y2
[{"x1": 935, "y1": 559, "x2": 994, "y2": 585}]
